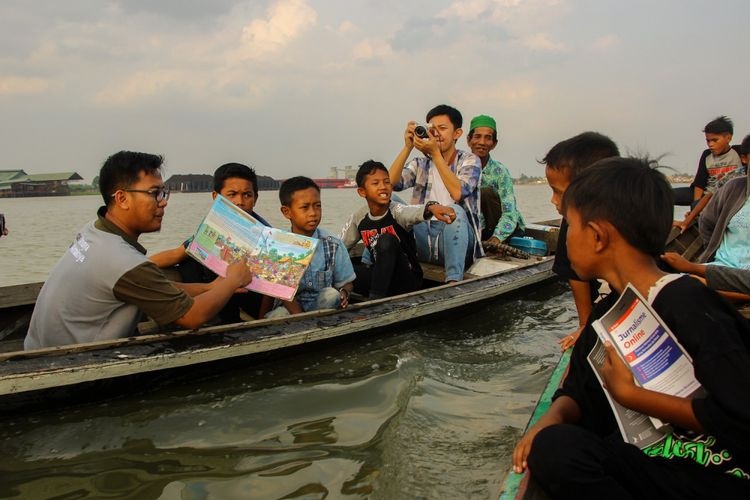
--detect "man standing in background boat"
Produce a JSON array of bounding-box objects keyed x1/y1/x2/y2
[
  {"x1": 24, "y1": 151, "x2": 253, "y2": 350},
  {"x1": 465, "y1": 114, "x2": 525, "y2": 244},
  {"x1": 389, "y1": 104, "x2": 482, "y2": 282}
]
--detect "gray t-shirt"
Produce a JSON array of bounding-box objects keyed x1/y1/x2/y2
[{"x1": 25, "y1": 213, "x2": 193, "y2": 349}]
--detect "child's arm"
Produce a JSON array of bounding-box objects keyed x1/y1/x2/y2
[
  {"x1": 601, "y1": 342, "x2": 703, "y2": 432},
  {"x1": 393, "y1": 202, "x2": 455, "y2": 229},
  {"x1": 674, "y1": 192, "x2": 713, "y2": 234},
  {"x1": 150, "y1": 245, "x2": 188, "y2": 268},
  {"x1": 660, "y1": 252, "x2": 706, "y2": 276},
  {"x1": 512, "y1": 395, "x2": 583, "y2": 473},
  {"x1": 257, "y1": 295, "x2": 274, "y2": 319},
  {"x1": 558, "y1": 280, "x2": 592, "y2": 351},
  {"x1": 339, "y1": 210, "x2": 364, "y2": 249},
  {"x1": 281, "y1": 299, "x2": 303, "y2": 315}
]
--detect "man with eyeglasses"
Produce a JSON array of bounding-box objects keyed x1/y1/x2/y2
[{"x1": 24, "y1": 151, "x2": 254, "y2": 349}]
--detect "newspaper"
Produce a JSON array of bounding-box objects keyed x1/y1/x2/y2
[
  {"x1": 588, "y1": 283, "x2": 703, "y2": 447},
  {"x1": 186, "y1": 195, "x2": 318, "y2": 301}
]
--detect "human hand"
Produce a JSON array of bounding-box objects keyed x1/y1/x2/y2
[
  {"x1": 413, "y1": 131, "x2": 440, "y2": 157},
  {"x1": 557, "y1": 324, "x2": 584, "y2": 351},
  {"x1": 601, "y1": 342, "x2": 636, "y2": 404},
  {"x1": 225, "y1": 259, "x2": 253, "y2": 289},
  {"x1": 485, "y1": 236, "x2": 502, "y2": 247},
  {"x1": 429, "y1": 204, "x2": 456, "y2": 224},
  {"x1": 512, "y1": 421, "x2": 550, "y2": 473},
  {"x1": 403, "y1": 121, "x2": 416, "y2": 150},
  {"x1": 660, "y1": 252, "x2": 696, "y2": 274},
  {"x1": 339, "y1": 288, "x2": 350, "y2": 308},
  {"x1": 672, "y1": 219, "x2": 688, "y2": 234}
]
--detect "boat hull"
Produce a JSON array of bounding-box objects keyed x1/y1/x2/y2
[{"x1": 0, "y1": 258, "x2": 554, "y2": 409}]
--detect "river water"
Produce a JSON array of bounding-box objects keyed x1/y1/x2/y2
[{"x1": 0, "y1": 187, "x2": 577, "y2": 499}]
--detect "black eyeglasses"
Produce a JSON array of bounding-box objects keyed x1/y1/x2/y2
[{"x1": 113, "y1": 188, "x2": 170, "y2": 202}]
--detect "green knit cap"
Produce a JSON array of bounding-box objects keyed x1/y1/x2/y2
[{"x1": 469, "y1": 114, "x2": 497, "y2": 133}]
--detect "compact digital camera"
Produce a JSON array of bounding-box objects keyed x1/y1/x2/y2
[{"x1": 413, "y1": 124, "x2": 432, "y2": 140}]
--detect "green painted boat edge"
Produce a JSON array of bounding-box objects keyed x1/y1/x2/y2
[{"x1": 499, "y1": 348, "x2": 572, "y2": 499}]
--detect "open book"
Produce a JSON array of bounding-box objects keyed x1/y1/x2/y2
[
  {"x1": 587, "y1": 283, "x2": 703, "y2": 448},
  {"x1": 186, "y1": 195, "x2": 318, "y2": 302}
]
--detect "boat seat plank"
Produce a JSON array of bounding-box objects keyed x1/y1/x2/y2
[
  {"x1": 0, "y1": 282, "x2": 43, "y2": 308},
  {"x1": 419, "y1": 262, "x2": 479, "y2": 282}
]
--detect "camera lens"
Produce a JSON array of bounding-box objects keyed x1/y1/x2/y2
[{"x1": 414, "y1": 125, "x2": 429, "y2": 139}]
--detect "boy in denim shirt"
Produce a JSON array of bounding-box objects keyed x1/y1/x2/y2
[{"x1": 265, "y1": 177, "x2": 355, "y2": 317}]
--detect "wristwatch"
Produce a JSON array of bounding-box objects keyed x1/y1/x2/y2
[{"x1": 424, "y1": 201, "x2": 438, "y2": 219}]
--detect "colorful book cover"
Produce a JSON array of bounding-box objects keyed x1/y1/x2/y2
[{"x1": 186, "y1": 195, "x2": 318, "y2": 301}]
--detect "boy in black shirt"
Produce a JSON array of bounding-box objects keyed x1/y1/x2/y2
[
  {"x1": 340, "y1": 160, "x2": 455, "y2": 299},
  {"x1": 513, "y1": 157, "x2": 750, "y2": 498},
  {"x1": 541, "y1": 132, "x2": 620, "y2": 350}
]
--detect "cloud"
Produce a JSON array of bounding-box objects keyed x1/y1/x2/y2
[
  {"x1": 0, "y1": 76, "x2": 51, "y2": 95},
  {"x1": 236, "y1": 0, "x2": 317, "y2": 60},
  {"x1": 91, "y1": 70, "x2": 179, "y2": 105},
  {"x1": 439, "y1": 0, "x2": 523, "y2": 22},
  {"x1": 591, "y1": 34, "x2": 620, "y2": 51},
  {"x1": 522, "y1": 33, "x2": 565, "y2": 52},
  {"x1": 352, "y1": 39, "x2": 393, "y2": 61},
  {"x1": 462, "y1": 80, "x2": 538, "y2": 106},
  {"x1": 337, "y1": 20, "x2": 357, "y2": 35},
  {"x1": 112, "y1": 0, "x2": 239, "y2": 21}
]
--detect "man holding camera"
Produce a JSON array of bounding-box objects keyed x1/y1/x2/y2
[{"x1": 389, "y1": 104, "x2": 482, "y2": 282}]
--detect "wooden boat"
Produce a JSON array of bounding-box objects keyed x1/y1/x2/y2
[{"x1": 0, "y1": 224, "x2": 561, "y2": 411}]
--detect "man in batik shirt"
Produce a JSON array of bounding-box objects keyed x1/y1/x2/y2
[{"x1": 466, "y1": 114, "x2": 525, "y2": 243}]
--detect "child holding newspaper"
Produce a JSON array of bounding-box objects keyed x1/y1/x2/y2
[{"x1": 512, "y1": 157, "x2": 750, "y2": 498}]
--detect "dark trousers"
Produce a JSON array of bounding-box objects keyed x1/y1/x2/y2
[
  {"x1": 481, "y1": 187, "x2": 503, "y2": 241},
  {"x1": 527, "y1": 424, "x2": 748, "y2": 499},
  {"x1": 177, "y1": 258, "x2": 263, "y2": 322},
  {"x1": 353, "y1": 233, "x2": 422, "y2": 299},
  {"x1": 480, "y1": 187, "x2": 524, "y2": 241}
]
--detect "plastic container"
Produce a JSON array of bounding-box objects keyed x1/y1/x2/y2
[{"x1": 508, "y1": 236, "x2": 548, "y2": 256}]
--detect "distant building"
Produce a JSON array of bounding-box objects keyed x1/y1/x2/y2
[
  {"x1": 165, "y1": 174, "x2": 281, "y2": 193},
  {"x1": 165, "y1": 174, "x2": 213, "y2": 192},
  {"x1": 0, "y1": 170, "x2": 83, "y2": 198},
  {"x1": 328, "y1": 165, "x2": 356, "y2": 181}
]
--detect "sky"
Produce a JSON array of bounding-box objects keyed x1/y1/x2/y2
[{"x1": 1, "y1": 0, "x2": 748, "y2": 182}]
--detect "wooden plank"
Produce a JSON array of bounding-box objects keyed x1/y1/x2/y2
[
  {"x1": 0, "y1": 282, "x2": 43, "y2": 308},
  {"x1": 420, "y1": 262, "x2": 479, "y2": 282}
]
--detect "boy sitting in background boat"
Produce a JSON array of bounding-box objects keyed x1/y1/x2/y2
[
  {"x1": 465, "y1": 114, "x2": 525, "y2": 244},
  {"x1": 151, "y1": 163, "x2": 273, "y2": 322},
  {"x1": 673, "y1": 116, "x2": 746, "y2": 233},
  {"x1": 541, "y1": 132, "x2": 620, "y2": 350},
  {"x1": 264, "y1": 177, "x2": 355, "y2": 317},
  {"x1": 340, "y1": 160, "x2": 456, "y2": 299},
  {"x1": 513, "y1": 157, "x2": 750, "y2": 498},
  {"x1": 693, "y1": 133, "x2": 750, "y2": 271}
]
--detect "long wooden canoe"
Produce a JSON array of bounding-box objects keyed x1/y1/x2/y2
[{"x1": 0, "y1": 229, "x2": 560, "y2": 410}]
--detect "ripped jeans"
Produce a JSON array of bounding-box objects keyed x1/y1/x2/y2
[{"x1": 412, "y1": 204, "x2": 474, "y2": 282}]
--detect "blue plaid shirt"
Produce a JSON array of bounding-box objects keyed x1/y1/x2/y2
[{"x1": 393, "y1": 149, "x2": 483, "y2": 258}]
